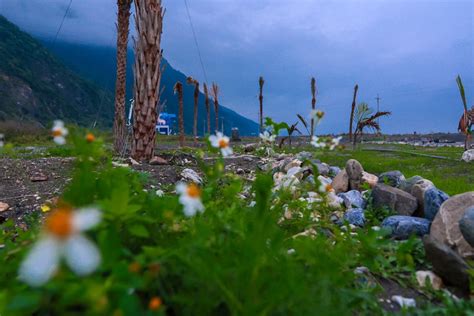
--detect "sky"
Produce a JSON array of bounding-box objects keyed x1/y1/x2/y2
[{"x1": 1, "y1": 0, "x2": 473, "y2": 134}]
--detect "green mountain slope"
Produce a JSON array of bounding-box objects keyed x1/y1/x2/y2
[
  {"x1": 41, "y1": 41, "x2": 259, "y2": 136},
  {"x1": 0, "y1": 15, "x2": 113, "y2": 127}
]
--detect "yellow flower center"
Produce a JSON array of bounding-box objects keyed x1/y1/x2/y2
[
  {"x1": 325, "y1": 184, "x2": 333, "y2": 192},
  {"x1": 86, "y1": 133, "x2": 95, "y2": 143},
  {"x1": 186, "y1": 184, "x2": 201, "y2": 198},
  {"x1": 52, "y1": 129, "x2": 63, "y2": 137},
  {"x1": 218, "y1": 138, "x2": 228, "y2": 148},
  {"x1": 148, "y1": 297, "x2": 162, "y2": 311},
  {"x1": 316, "y1": 111, "x2": 325, "y2": 119},
  {"x1": 45, "y1": 207, "x2": 74, "y2": 239}
]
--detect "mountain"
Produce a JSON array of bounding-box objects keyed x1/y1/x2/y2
[
  {"x1": 41, "y1": 40, "x2": 259, "y2": 136},
  {"x1": 0, "y1": 15, "x2": 113, "y2": 127}
]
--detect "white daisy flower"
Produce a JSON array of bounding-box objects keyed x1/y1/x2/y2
[
  {"x1": 310, "y1": 136, "x2": 325, "y2": 148},
  {"x1": 176, "y1": 182, "x2": 205, "y2": 217},
  {"x1": 329, "y1": 136, "x2": 342, "y2": 150},
  {"x1": 318, "y1": 176, "x2": 334, "y2": 193},
  {"x1": 155, "y1": 189, "x2": 164, "y2": 197},
  {"x1": 19, "y1": 206, "x2": 101, "y2": 287},
  {"x1": 309, "y1": 109, "x2": 325, "y2": 121},
  {"x1": 51, "y1": 120, "x2": 68, "y2": 145},
  {"x1": 259, "y1": 131, "x2": 276, "y2": 144},
  {"x1": 209, "y1": 132, "x2": 233, "y2": 157}
]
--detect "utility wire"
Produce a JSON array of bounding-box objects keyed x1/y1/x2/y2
[
  {"x1": 183, "y1": 0, "x2": 209, "y2": 85},
  {"x1": 52, "y1": 0, "x2": 73, "y2": 47}
]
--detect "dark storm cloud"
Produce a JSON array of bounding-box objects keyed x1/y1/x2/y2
[{"x1": 1, "y1": 0, "x2": 473, "y2": 133}]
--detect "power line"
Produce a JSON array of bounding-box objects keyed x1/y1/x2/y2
[
  {"x1": 52, "y1": 0, "x2": 73, "y2": 47},
  {"x1": 183, "y1": 0, "x2": 209, "y2": 85}
]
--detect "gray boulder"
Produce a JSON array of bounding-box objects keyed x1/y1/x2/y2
[
  {"x1": 411, "y1": 179, "x2": 435, "y2": 216},
  {"x1": 332, "y1": 170, "x2": 349, "y2": 193},
  {"x1": 423, "y1": 187, "x2": 449, "y2": 221},
  {"x1": 338, "y1": 190, "x2": 366, "y2": 209},
  {"x1": 344, "y1": 208, "x2": 365, "y2": 227},
  {"x1": 459, "y1": 206, "x2": 474, "y2": 247},
  {"x1": 382, "y1": 216, "x2": 431, "y2": 239},
  {"x1": 430, "y1": 192, "x2": 474, "y2": 259},
  {"x1": 461, "y1": 149, "x2": 474, "y2": 162},
  {"x1": 378, "y1": 171, "x2": 406, "y2": 188},
  {"x1": 316, "y1": 163, "x2": 330, "y2": 177},
  {"x1": 345, "y1": 159, "x2": 364, "y2": 191},
  {"x1": 423, "y1": 235, "x2": 470, "y2": 291},
  {"x1": 372, "y1": 184, "x2": 418, "y2": 216},
  {"x1": 296, "y1": 151, "x2": 313, "y2": 161},
  {"x1": 329, "y1": 166, "x2": 341, "y2": 178},
  {"x1": 399, "y1": 175, "x2": 424, "y2": 193}
]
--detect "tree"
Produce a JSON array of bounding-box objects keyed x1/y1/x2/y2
[
  {"x1": 186, "y1": 77, "x2": 199, "y2": 144},
  {"x1": 259, "y1": 76, "x2": 265, "y2": 132},
  {"x1": 211, "y1": 83, "x2": 220, "y2": 133},
  {"x1": 131, "y1": 0, "x2": 164, "y2": 161},
  {"x1": 456, "y1": 75, "x2": 473, "y2": 150},
  {"x1": 310, "y1": 77, "x2": 316, "y2": 137},
  {"x1": 349, "y1": 84, "x2": 359, "y2": 142},
  {"x1": 174, "y1": 82, "x2": 184, "y2": 147},
  {"x1": 203, "y1": 83, "x2": 211, "y2": 134},
  {"x1": 113, "y1": 0, "x2": 132, "y2": 155},
  {"x1": 352, "y1": 102, "x2": 391, "y2": 148}
]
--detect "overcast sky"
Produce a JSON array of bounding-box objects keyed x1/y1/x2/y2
[{"x1": 1, "y1": 0, "x2": 473, "y2": 133}]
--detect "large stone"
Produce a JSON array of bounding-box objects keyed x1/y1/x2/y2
[
  {"x1": 295, "y1": 151, "x2": 313, "y2": 161},
  {"x1": 415, "y1": 270, "x2": 443, "y2": 290},
  {"x1": 332, "y1": 169, "x2": 349, "y2": 193},
  {"x1": 338, "y1": 190, "x2": 365, "y2": 209},
  {"x1": 423, "y1": 188, "x2": 449, "y2": 221},
  {"x1": 423, "y1": 235, "x2": 470, "y2": 291},
  {"x1": 410, "y1": 179, "x2": 435, "y2": 216},
  {"x1": 378, "y1": 170, "x2": 405, "y2": 188},
  {"x1": 372, "y1": 184, "x2": 418, "y2": 216},
  {"x1": 461, "y1": 149, "x2": 474, "y2": 162},
  {"x1": 361, "y1": 172, "x2": 378, "y2": 188},
  {"x1": 430, "y1": 192, "x2": 474, "y2": 259},
  {"x1": 459, "y1": 206, "x2": 474, "y2": 247},
  {"x1": 284, "y1": 159, "x2": 302, "y2": 172},
  {"x1": 328, "y1": 166, "x2": 341, "y2": 178},
  {"x1": 149, "y1": 156, "x2": 169, "y2": 165},
  {"x1": 399, "y1": 175, "x2": 424, "y2": 193},
  {"x1": 382, "y1": 216, "x2": 431, "y2": 239},
  {"x1": 345, "y1": 159, "x2": 364, "y2": 191},
  {"x1": 0, "y1": 202, "x2": 9, "y2": 212},
  {"x1": 180, "y1": 168, "x2": 203, "y2": 184},
  {"x1": 315, "y1": 163, "x2": 330, "y2": 177},
  {"x1": 343, "y1": 208, "x2": 365, "y2": 227}
]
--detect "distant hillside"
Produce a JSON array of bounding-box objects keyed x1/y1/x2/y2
[
  {"x1": 0, "y1": 15, "x2": 113, "y2": 127},
  {"x1": 41, "y1": 41, "x2": 259, "y2": 136}
]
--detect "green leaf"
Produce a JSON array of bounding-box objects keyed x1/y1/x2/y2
[{"x1": 128, "y1": 224, "x2": 150, "y2": 238}]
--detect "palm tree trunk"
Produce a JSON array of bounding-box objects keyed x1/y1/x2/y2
[
  {"x1": 204, "y1": 83, "x2": 210, "y2": 134},
  {"x1": 113, "y1": 0, "x2": 132, "y2": 155},
  {"x1": 193, "y1": 83, "x2": 199, "y2": 144},
  {"x1": 310, "y1": 77, "x2": 316, "y2": 137},
  {"x1": 131, "y1": 0, "x2": 164, "y2": 161},
  {"x1": 175, "y1": 83, "x2": 184, "y2": 147},
  {"x1": 212, "y1": 83, "x2": 219, "y2": 133},
  {"x1": 349, "y1": 84, "x2": 359, "y2": 142},
  {"x1": 259, "y1": 76, "x2": 264, "y2": 133}
]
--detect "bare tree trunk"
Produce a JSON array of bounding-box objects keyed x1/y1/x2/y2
[
  {"x1": 310, "y1": 77, "x2": 316, "y2": 137},
  {"x1": 349, "y1": 84, "x2": 359, "y2": 142},
  {"x1": 113, "y1": 0, "x2": 132, "y2": 155},
  {"x1": 259, "y1": 76, "x2": 264, "y2": 132},
  {"x1": 174, "y1": 82, "x2": 184, "y2": 148},
  {"x1": 212, "y1": 83, "x2": 219, "y2": 133},
  {"x1": 204, "y1": 83, "x2": 210, "y2": 134},
  {"x1": 131, "y1": 0, "x2": 164, "y2": 161}
]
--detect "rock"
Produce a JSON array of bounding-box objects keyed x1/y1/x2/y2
[
  {"x1": 127, "y1": 157, "x2": 140, "y2": 166},
  {"x1": 416, "y1": 270, "x2": 443, "y2": 290},
  {"x1": 317, "y1": 175, "x2": 332, "y2": 186},
  {"x1": 284, "y1": 159, "x2": 302, "y2": 172},
  {"x1": 327, "y1": 192, "x2": 343, "y2": 209},
  {"x1": 0, "y1": 202, "x2": 9, "y2": 212},
  {"x1": 372, "y1": 184, "x2": 418, "y2": 216},
  {"x1": 378, "y1": 170, "x2": 405, "y2": 188},
  {"x1": 430, "y1": 192, "x2": 474, "y2": 259},
  {"x1": 338, "y1": 190, "x2": 365, "y2": 209},
  {"x1": 411, "y1": 179, "x2": 435, "y2": 216},
  {"x1": 315, "y1": 163, "x2": 330, "y2": 176},
  {"x1": 288, "y1": 167, "x2": 303, "y2": 180},
  {"x1": 399, "y1": 175, "x2": 424, "y2": 193},
  {"x1": 295, "y1": 151, "x2": 313, "y2": 161},
  {"x1": 149, "y1": 156, "x2": 169, "y2": 165},
  {"x1": 459, "y1": 206, "x2": 474, "y2": 247},
  {"x1": 236, "y1": 168, "x2": 245, "y2": 175},
  {"x1": 391, "y1": 295, "x2": 416, "y2": 309},
  {"x1": 461, "y1": 149, "x2": 474, "y2": 162},
  {"x1": 243, "y1": 143, "x2": 257, "y2": 152},
  {"x1": 345, "y1": 159, "x2": 364, "y2": 190},
  {"x1": 304, "y1": 175, "x2": 316, "y2": 185},
  {"x1": 328, "y1": 166, "x2": 341, "y2": 178},
  {"x1": 343, "y1": 208, "x2": 365, "y2": 227},
  {"x1": 180, "y1": 168, "x2": 203, "y2": 184},
  {"x1": 382, "y1": 216, "x2": 431, "y2": 239},
  {"x1": 30, "y1": 173, "x2": 48, "y2": 182},
  {"x1": 332, "y1": 170, "x2": 349, "y2": 193},
  {"x1": 423, "y1": 188, "x2": 449, "y2": 221},
  {"x1": 361, "y1": 172, "x2": 378, "y2": 188},
  {"x1": 423, "y1": 235, "x2": 470, "y2": 291}
]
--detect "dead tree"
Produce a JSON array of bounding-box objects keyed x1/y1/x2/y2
[
  {"x1": 174, "y1": 82, "x2": 184, "y2": 147},
  {"x1": 310, "y1": 77, "x2": 316, "y2": 137},
  {"x1": 349, "y1": 84, "x2": 359, "y2": 142},
  {"x1": 259, "y1": 76, "x2": 264, "y2": 132},
  {"x1": 186, "y1": 77, "x2": 199, "y2": 144},
  {"x1": 211, "y1": 83, "x2": 220, "y2": 133},
  {"x1": 203, "y1": 83, "x2": 211, "y2": 134},
  {"x1": 113, "y1": 0, "x2": 132, "y2": 155},
  {"x1": 131, "y1": 0, "x2": 164, "y2": 161}
]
